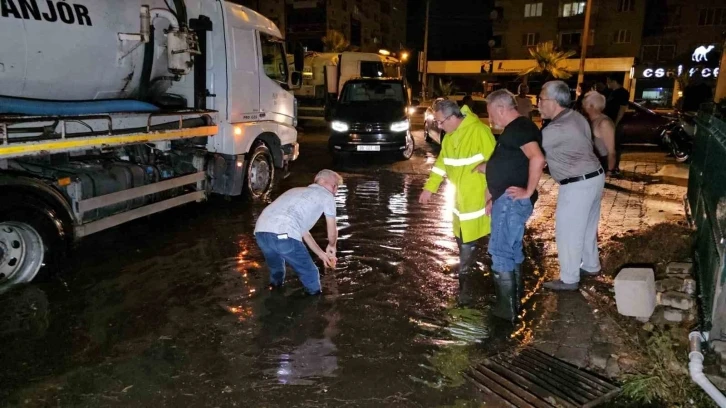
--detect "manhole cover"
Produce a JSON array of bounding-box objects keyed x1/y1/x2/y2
[{"x1": 465, "y1": 347, "x2": 620, "y2": 407}]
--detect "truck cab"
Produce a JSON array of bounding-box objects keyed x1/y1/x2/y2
[{"x1": 0, "y1": 1, "x2": 302, "y2": 291}]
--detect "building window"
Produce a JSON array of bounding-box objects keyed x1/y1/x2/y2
[
  {"x1": 524, "y1": 3, "x2": 543, "y2": 17},
  {"x1": 641, "y1": 44, "x2": 675, "y2": 61},
  {"x1": 381, "y1": 0, "x2": 390, "y2": 14},
  {"x1": 560, "y1": 31, "x2": 582, "y2": 47},
  {"x1": 698, "y1": 8, "x2": 726, "y2": 26},
  {"x1": 492, "y1": 6, "x2": 504, "y2": 20},
  {"x1": 561, "y1": 2, "x2": 585, "y2": 17},
  {"x1": 614, "y1": 29, "x2": 632, "y2": 44},
  {"x1": 617, "y1": 0, "x2": 634, "y2": 12},
  {"x1": 664, "y1": 6, "x2": 681, "y2": 27},
  {"x1": 491, "y1": 35, "x2": 503, "y2": 48},
  {"x1": 523, "y1": 32, "x2": 540, "y2": 46},
  {"x1": 660, "y1": 45, "x2": 676, "y2": 60},
  {"x1": 343, "y1": 0, "x2": 348, "y2": 11}
]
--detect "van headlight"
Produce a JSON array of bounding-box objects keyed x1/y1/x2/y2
[
  {"x1": 331, "y1": 121, "x2": 349, "y2": 132},
  {"x1": 390, "y1": 120, "x2": 409, "y2": 132}
]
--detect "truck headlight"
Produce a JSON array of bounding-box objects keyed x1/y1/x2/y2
[
  {"x1": 390, "y1": 120, "x2": 409, "y2": 132},
  {"x1": 331, "y1": 121, "x2": 349, "y2": 132}
]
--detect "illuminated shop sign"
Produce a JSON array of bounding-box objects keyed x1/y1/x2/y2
[
  {"x1": 640, "y1": 66, "x2": 720, "y2": 79},
  {"x1": 638, "y1": 44, "x2": 720, "y2": 79}
]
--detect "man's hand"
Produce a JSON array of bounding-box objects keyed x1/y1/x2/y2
[
  {"x1": 485, "y1": 199, "x2": 493, "y2": 216},
  {"x1": 419, "y1": 190, "x2": 433, "y2": 204},
  {"x1": 472, "y1": 162, "x2": 487, "y2": 174},
  {"x1": 326, "y1": 243, "x2": 336, "y2": 258},
  {"x1": 506, "y1": 186, "x2": 532, "y2": 200},
  {"x1": 318, "y1": 252, "x2": 337, "y2": 269}
]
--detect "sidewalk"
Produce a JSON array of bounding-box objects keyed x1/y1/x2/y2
[{"x1": 523, "y1": 155, "x2": 689, "y2": 377}]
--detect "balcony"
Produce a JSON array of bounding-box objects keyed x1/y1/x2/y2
[{"x1": 558, "y1": 14, "x2": 586, "y2": 30}]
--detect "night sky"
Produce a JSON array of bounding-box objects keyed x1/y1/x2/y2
[{"x1": 406, "y1": 0, "x2": 494, "y2": 61}]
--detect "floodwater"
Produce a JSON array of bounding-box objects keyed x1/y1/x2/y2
[{"x1": 0, "y1": 128, "x2": 545, "y2": 407}]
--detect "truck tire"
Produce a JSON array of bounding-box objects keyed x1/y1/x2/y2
[
  {"x1": 0, "y1": 195, "x2": 64, "y2": 292},
  {"x1": 245, "y1": 142, "x2": 275, "y2": 199}
]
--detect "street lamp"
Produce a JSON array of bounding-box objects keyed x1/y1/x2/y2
[{"x1": 401, "y1": 51, "x2": 409, "y2": 61}]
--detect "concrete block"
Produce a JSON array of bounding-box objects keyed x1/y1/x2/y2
[
  {"x1": 655, "y1": 278, "x2": 696, "y2": 295},
  {"x1": 657, "y1": 291, "x2": 696, "y2": 310},
  {"x1": 711, "y1": 340, "x2": 726, "y2": 363},
  {"x1": 589, "y1": 343, "x2": 613, "y2": 371},
  {"x1": 614, "y1": 267, "x2": 656, "y2": 318},
  {"x1": 662, "y1": 307, "x2": 696, "y2": 322},
  {"x1": 666, "y1": 261, "x2": 693, "y2": 276},
  {"x1": 606, "y1": 357, "x2": 621, "y2": 378}
]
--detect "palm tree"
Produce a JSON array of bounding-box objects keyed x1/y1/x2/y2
[
  {"x1": 437, "y1": 78, "x2": 455, "y2": 97},
  {"x1": 322, "y1": 29, "x2": 350, "y2": 53},
  {"x1": 519, "y1": 41, "x2": 575, "y2": 80}
]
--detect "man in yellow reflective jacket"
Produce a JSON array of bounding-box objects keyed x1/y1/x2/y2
[{"x1": 419, "y1": 99, "x2": 497, "y2": 305}]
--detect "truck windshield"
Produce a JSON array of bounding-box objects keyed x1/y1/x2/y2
[
  {"x1": 339, "y1": 82, "x2": 405, "y2": 104},
  {"x1": 360, "y1": 61, "x2": 385, "y2": 78}
]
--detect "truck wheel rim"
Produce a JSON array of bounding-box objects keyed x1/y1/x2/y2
[
  {"x1": 0, "y1": 222, "x2": 44, "y2": 288},
  {"x1": 249, "y1": 153, "x2": 272, "y2": 196}
]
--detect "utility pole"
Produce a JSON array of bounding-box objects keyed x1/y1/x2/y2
[
  {"x1": 715, "y1": 37, "x2": 726, "y2": 102},
  {"x1": 577, "y1": 0, "x2": 593, "y2": 87},
  {"x1": 421, "y1": 0, "x2": 431, "y2": 100}
]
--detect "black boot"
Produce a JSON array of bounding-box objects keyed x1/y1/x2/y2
[
  {"x1": 458, "y1": 240, "x2": 479, "y2": 275},
  {"x1": 458, "y1": 273, "x2": 474, "y2": 306},
  {"x1": 492, "y1": 270, "x2": 517, "y2": 321},
  {"x1": 514, "y1": 263, "x2": 524, "y2": 312}
]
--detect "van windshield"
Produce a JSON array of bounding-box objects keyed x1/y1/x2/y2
[{"x1": 339, "y1": 82, "x2": 405, "y2": 105}]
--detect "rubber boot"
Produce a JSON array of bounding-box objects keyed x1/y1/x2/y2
[
  {"x1": 458, "y1": 240, "x2": 479, "y2": 275},
  {"x1": 458, "y1": 273, "x2": 474, "y2": 307},
  {"x1": 492, "y1": 270, "x2": 517, "y2": 322},
  {"x1": 514, "y1": 263, "x2": 524, "y2": 313}
]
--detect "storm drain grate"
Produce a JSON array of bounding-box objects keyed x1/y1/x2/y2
[{"x1": 464, "y1": 347, "x2": 620, "y2": 408}]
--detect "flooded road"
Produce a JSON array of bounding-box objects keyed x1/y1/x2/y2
[{"x1": 0, "y1": 125, "x2": 536, "y2": 407}]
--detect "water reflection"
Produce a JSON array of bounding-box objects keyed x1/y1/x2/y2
[
  {"x1": 0, "y1": 170, "x2": 543, "y2": 406},
  {"x1": 272, "y1": 338, "x2": 338, "y2": 385}
]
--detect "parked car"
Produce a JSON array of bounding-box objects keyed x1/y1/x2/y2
[
  {"x1": 620, "y1": 102, "x2": 674, "y2": 145},
  {"x1": 328, "y1": 78, "x2": 416, "y2": 161},
  {"x1": 609, "y1": 102, "x2": 690, "y2": 162}
]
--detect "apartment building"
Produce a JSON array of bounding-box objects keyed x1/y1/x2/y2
[
  {"x1": 635, "y1": 0, "x2": 724, "y2": 106},
  {"x1": 232, "y1": 0, "x2": 406, "y2": 54},
  {"x1": 491, "y1": 0, "x2": 646, "y2": 60}
]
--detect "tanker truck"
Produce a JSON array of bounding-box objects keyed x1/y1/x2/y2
[
  {"x1": 0, "y1": 0, "x2": 304, "y2": 291},
  {"x1": 294, "y1": 51, "x2": 402, "y2": 121}
]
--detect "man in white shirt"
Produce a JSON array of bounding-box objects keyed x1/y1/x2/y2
[
  {"x1": 254, "y1": 169, "x2": 342, "y2": 295},
  {"x1": 515, "y1": 84, "x2": 533, "y2": 119}
]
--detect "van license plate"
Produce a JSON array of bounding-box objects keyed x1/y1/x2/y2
[{"x1": 357, "y1": 145, "x2": 380, "y2": 151}]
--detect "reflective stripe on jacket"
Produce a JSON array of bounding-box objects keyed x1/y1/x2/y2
[{"x1": 424, "y1": 105, "x2": 497, "y2": 242}]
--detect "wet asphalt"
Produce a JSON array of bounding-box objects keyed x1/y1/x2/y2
[{"x1": 0, "y1": 119, "x2": 536, "y2": 407}]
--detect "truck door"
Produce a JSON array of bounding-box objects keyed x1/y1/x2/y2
[{"x1": 228, "y1": 26, "x2": 260, "y2": 123}]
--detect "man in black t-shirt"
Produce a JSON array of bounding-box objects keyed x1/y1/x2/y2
[
  {"x1": 605, "y1": 73, "x2": 629, "y2": 174},
  {"x1": 475, "y1": 90, "x2": 546, "y2": 321}
]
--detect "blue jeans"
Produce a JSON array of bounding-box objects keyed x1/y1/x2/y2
[
  {"x1": 488, "y1": 194, "x2": 534, "y2": 272},
  {"x1": 255, "y1": 232, "x2": 321, "y2": 294}
]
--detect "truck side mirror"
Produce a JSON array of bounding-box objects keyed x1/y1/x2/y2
[
  {"x1": 294, "y1": 44, "x2": 304, "y2": 72},
  {"x1": 291, "y1": 71, "x2": 302, "y2": 89}
]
